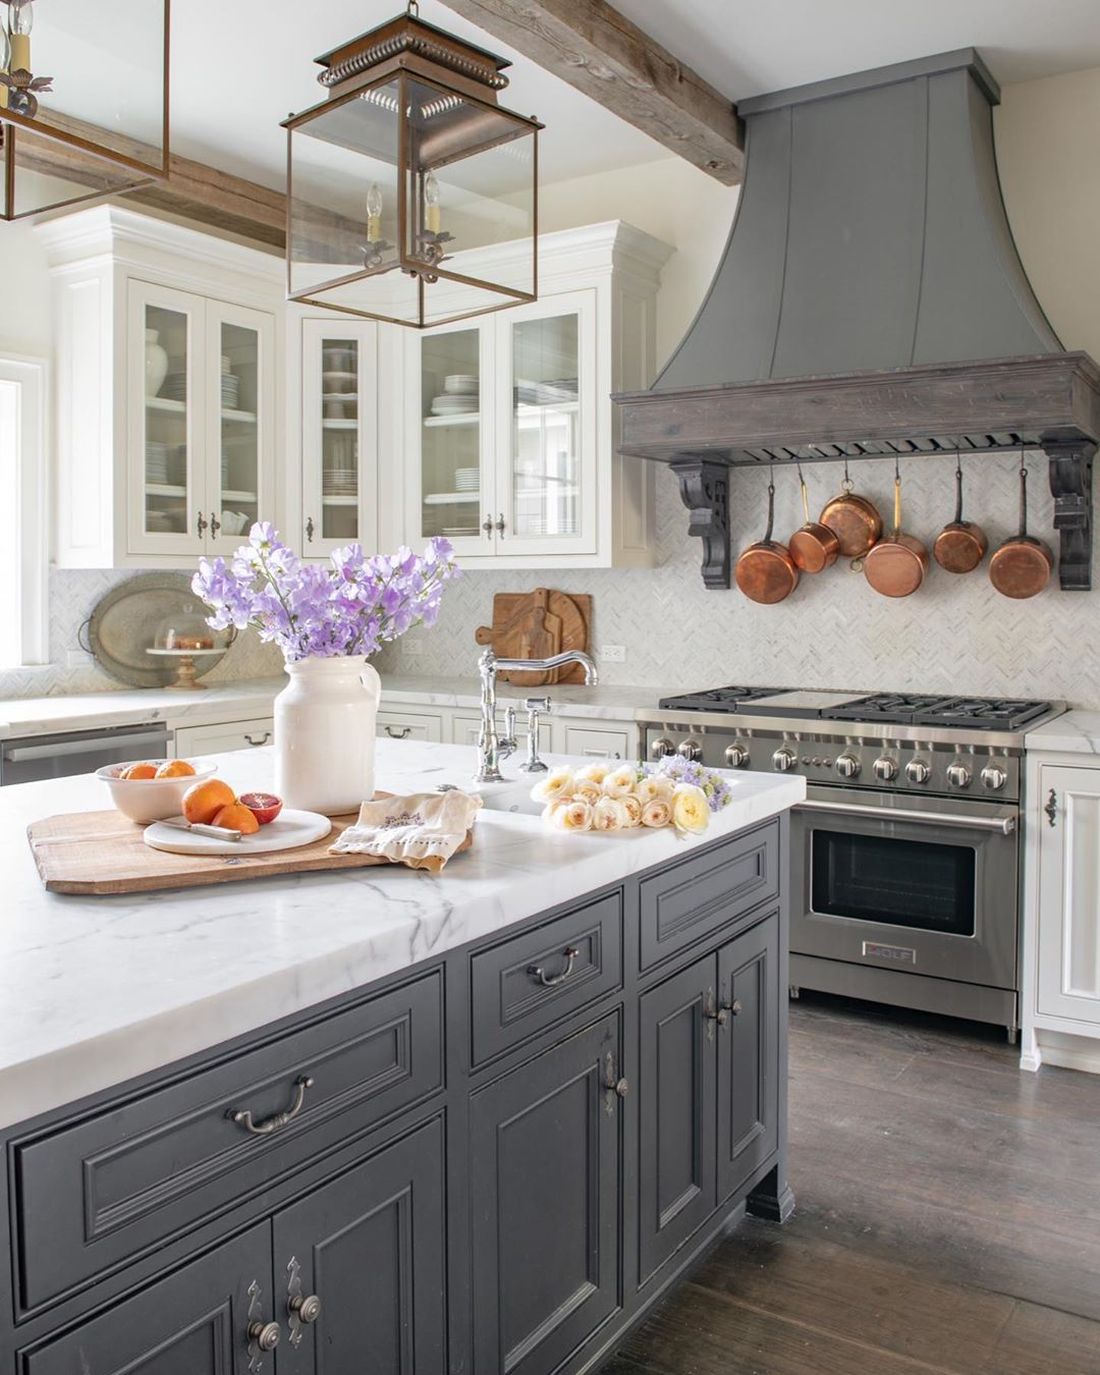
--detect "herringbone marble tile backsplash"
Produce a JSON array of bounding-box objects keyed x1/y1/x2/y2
[{"x1": 378, "y1": 451, "x2": 1100, "y2": 708}]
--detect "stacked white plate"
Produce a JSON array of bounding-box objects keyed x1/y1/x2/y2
[
  {"x1": 221, "y1": 373, "x2": 240, "y2": 409},
  {"x1": 455, "y1": 467, "x2": 479, "y2": 492},
  {"x1": 161, "y1": 372, "x2": 187, "y2": 402},
  {"x1": 430, "y1": 394, "x2": 478, "y2": 416},
  {"x1": 146, "y1": 441, "x2": 170, "y2": 482},
  {"x1": 444, "y1": 374, "x2": 478, "y2": 396}
]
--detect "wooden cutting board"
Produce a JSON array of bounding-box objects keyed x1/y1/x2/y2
[
  {"x1": 28, "y1": 809, "x2": 473, "y2": 896},
  {"x1": 475, "y1": 589, "x2": 592, "y2": 686}
]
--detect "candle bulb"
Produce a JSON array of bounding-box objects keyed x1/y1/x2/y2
[
  {"x1": 424, "y1": 171, "x2": 441, "y2": 235},
  {"x1": 8, "y1": 0, "x2": 31, "y2": 75},
  {"x1": 0, "y1": 19, "x2": 9, "y2": 109},
  {"x1": 366, "y1": 181, "x2": 383, "y2": 243}
]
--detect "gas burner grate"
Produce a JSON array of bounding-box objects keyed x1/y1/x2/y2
[
  {"x1": 658, "y1": 685, "x2": 788, "y2": 712},
  {"x1": 826, "y1": 694, "x2": 1053, "y2": 730}
]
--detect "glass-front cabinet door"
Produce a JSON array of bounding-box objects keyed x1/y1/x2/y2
[
  {"x1": 408, "y1": 319, "x2": 492, "y2": 556},
  {"x1": 301, "y1": 319, "x2": 378, "y2": 557},
  {"x1": 126, "y1": 281, "x2": 202, "y2": 558},
  {"x1": 495, "y1": 289, "x2": 597, "y2": 556},
  {"x1": 206, "y1": 301, "x2": 276, "y2": 554}
]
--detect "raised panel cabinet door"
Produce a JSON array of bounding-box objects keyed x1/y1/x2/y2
[
  {"x1": 638, "y1": 955, "x2": 717, "y2": 1285},
  {"x1": 470, "y1": 1014, "x2": 622, "y2": 1375},
  {"x1": 717, "y1": 915, "x2": 780, "y2": 1203},
  {"x1": 1037, "y1": 764, "x2": 1100, "y2": 1025},
  {"x1": 21, "y1": 1224, "x2": 271, "y2": 1375},
  {"x1": 272, "y1": 1117, "x2": 446, "y2": 1375}
]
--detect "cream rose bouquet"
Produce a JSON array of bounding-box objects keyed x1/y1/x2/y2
[{"x1": 532, "y1": 757, "x2": 733, "y2": 836}]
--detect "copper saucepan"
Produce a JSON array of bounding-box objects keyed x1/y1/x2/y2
[
  {"x1": 864, "y1": 469, "x2": 930, "y2": 598},
  {"x1": 789, "y1": 468, "x2": 840, "y2": 573},
  {"x1": 933, "y1": 464, "x2": 988, "y2": 574},
  {"x1": 989, "y1": 465, "x2": 1053, "y2": 599},
  {"x1": 735, "y1": 477, "x2": 800, "y2": 604},
  {"x1": 819, "y1": 467, "x2": 883, "y2": 565}
]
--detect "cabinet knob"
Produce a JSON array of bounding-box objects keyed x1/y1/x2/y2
[
  {"x1": 482, "y1": 514, "x2": 494, "y2": 540},
  {"x1": 196, "y1": 510, "x2": 208, "y2": 537},
  {"x1": 248, "y1": 1320, "x2": 281, "y2": 1352},
  {"x1": 495, "y1": 513, "x2": 506, "y2": 536},
  {"x1": 305, "y1": 516, "x2": 315, "y2": 544},
  {"x1": 289, "y1": 1293, "x2": 322, "y2": 1325},
  {"x1": 210, "y1": 511, "x2": 221, "y2": 538}
]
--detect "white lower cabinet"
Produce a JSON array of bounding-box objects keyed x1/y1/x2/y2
[
  {"x1": 174, "y1": 718, "x2": 274, "y2": 757},
  {"x1": 449, "y1": 711, "x2": 552, "y2": 755},
  {"x1": 1022, "y1": 753, "x2": 1100, "y2": 1073},
  {"x1": 376, "y1": 710, "x2": 445, "y2": 744},
  {"x1": 563, "y1": 724, "x2": 634, "y2": 761}
]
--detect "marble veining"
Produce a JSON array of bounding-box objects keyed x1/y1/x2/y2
[
  {"x1": 0, "y1": 740, "x2": 803, "y2": 1128},
  {"x1": 1025, "y1": 710, "x2": 1100, "y2": 755}
]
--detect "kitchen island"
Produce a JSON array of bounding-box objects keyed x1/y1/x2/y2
[{"x1": 0, "y1": 741, "x2": 802, "y2": 1373}]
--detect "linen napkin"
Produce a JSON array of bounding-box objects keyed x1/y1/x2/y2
[{"x1": 329, "y1": 791, "x2": 481, "y2": 873}]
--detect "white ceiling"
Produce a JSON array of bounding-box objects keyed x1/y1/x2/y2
[
  {"x1": 166, "y1": 0, "x2": 1100, "y2": 192},
  {"x1": 612, "y1": 0, "x2": 1100, "y2": 99}
]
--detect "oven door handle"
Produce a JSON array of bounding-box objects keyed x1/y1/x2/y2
[{"x1": 797, "y1": 798, "x2": 1016, "y2": 836}]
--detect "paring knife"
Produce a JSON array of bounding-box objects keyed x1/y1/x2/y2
[{"x1": 158, "y1": 816, "x2": 244, "y2": 842}]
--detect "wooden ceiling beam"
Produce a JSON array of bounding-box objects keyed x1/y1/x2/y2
[
  {"x1": 127, "y1": 154, "x2": 287, "y2": 249},
  {"x1": 440, "y1": 0, "x2": 744, "y2": 184}
]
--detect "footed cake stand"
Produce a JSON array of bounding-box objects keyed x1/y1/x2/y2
[{"x1": 146, "y1": 647, "x2": 222, "y2": 691}]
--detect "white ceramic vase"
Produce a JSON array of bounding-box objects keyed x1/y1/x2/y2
[
  {"x1": 274, "y1": 656, "x2": 381, "y2": 815},
  {"x1": 145, "y1": 328, "x2": 169, "y2": 398}
]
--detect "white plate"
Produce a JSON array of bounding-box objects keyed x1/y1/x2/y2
[{"x1": 143, "y1": 809, "x2": 332, "y2": 856}]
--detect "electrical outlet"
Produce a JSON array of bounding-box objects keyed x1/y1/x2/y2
[
  {"x1": 403, "y1": 640, "x2": 425, "y2": 658},
  {"x1": 600, "y1": 644, "x2": 626, "y2": 663}
]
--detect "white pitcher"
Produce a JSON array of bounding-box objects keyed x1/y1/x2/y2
[{"x1": 274, "y1": 656, "x2": 381, "y2": 815}]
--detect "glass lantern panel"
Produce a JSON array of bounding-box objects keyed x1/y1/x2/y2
[
  {"x1": 142, "y1": 304, "x2": 190, "y2": 539},
  {"x1": 215, "y1": 322, "x2": 261, "y2": 541},
  {"x1": 3, "y1": 122, "x2": 147, "y2": 220},
  {"x1": 11, "y1": 0, "x2": 166, "y2": 170},
  {"x1": 419, "y1": 329, "x2": 482, "y2": 541},
  {"x1": 288, "y1": 79, "x2": 401, "y2": 303},
  {"x1": 321, "y1": 336, "x2": 360, "y2": 543},
  {"x1": 510, "y1": 314, "x2": 580, "y2": 539}
]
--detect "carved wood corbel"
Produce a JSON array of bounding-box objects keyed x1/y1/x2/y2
[
  {"x1": 1043, "y1": 437, "x2": 1096, "y2": 590},
  {"x1": 670, "y1": 458, "x2": 731, "y2": 589}
]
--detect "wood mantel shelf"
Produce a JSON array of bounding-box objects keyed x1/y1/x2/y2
[{"x1": 614, "y1": 351, "x2": 1100, "y2": 591}]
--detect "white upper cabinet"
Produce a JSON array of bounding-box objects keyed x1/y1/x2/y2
[
  {"x1": 401, "y1": 222, "x2": 671, "y2": 569},
  {"x1": 38, "y1": 207, "x2": 284, "y2": 569}
]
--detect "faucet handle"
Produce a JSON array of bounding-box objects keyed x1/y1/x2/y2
[
  {"x1": 500, "y1": 705, "x2": 518, "y2": 759},
  {"x1": 524, "y1": 696, "x2": 551, "y2": 714}
]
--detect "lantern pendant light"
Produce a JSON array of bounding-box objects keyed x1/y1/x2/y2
[
  {"x1": 0, "y1": 0, "x2": 169, "y2": 223},
  {"x1": 283, "y1": 0, "x2": 542, "y2": 328}
]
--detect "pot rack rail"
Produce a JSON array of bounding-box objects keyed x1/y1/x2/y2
[{"x1": 613, "y1": 351, "x2": 1100, "y2": 591}]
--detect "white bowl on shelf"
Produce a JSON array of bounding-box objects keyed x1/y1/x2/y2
[
  {"x1": 97, "y1": 761, "x2": 217, "y2": 825},
  {"x1": 444, "y1": 374, "x2": 478, "y2": 396}
]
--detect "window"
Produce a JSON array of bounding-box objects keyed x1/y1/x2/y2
[{"x1": 0, "y1": 357, "x2": 48, "y2": 669}]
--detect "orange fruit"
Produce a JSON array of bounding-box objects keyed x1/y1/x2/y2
[
  {"x1": 155, "y1": 759, "x2": 197, "y2": 779},
  {"x1": 182, "y1": 777, "x2": 236, "y2": 824},
  {"x1": 121, "y1": 761, "x2": 158, "y2": 780},
  {"x1": 211, "y1": 802, "x2": 260, "y2": 835}
]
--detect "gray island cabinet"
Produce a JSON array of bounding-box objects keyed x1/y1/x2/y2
[{"x1": 0, "y1": 813, "x2": 792, "y2": 1374}]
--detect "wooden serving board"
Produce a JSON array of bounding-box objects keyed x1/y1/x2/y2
[
  {"x1": 475, "y1": 588, "x2": 592, "y2": 686},
  {"x1": 28, "y1": 809, "x2": 473, "y2": 896}
]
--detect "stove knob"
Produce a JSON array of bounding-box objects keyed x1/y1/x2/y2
[
  {"x1": 946, "y1": 762, "x2": 972, "y2": 789},
  {"x1": 906, "y1": 760, "x2": 931, "y2": 785},
  {"x1": 772, "y1": 747, "x2": 797, "y2": 773},
  {"x1": 981, "y1": 764, "x2": 1007, "y2": 792},
  {"x1": 835, "y1": 753, "x2": 861, "y2": 780},
  {"x1": 872, "y1": 757, "x2": 898, "y2": 782},
  {"x1": 650, "y1": 737, "x2": 676, "y2": 760},
  {"x1": 724, "y1": 742, "x2": 750, "y2": 769},
  {"x1": 677, "y1": 738, "x2": 702, "y2": 762}
]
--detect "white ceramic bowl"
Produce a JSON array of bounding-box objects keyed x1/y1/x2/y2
[{"x1": 97, "y1": 760, "x2": 218, "y2": 824}]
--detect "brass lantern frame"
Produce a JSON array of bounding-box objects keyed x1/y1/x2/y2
[
  {"x1": 0, "y1": 0, "x2": 171, "y2": 221},
  {"x1": 283, "y1": 10, "x2": 542, "y2": 329}
]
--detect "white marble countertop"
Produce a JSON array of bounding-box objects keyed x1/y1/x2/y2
[
  {"x1": 0, "y1": 674, "x2": 664, "y2": 741},
  {"x1": 0, "y1": 740, "x2": 803, "y2": 1129},
  {"x1": 1025, "y1": 710, "x2": 1100, "y2": 756}
]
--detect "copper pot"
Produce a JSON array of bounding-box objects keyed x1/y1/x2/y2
[
  {"x1": 819, "y1": 474, "x2": 883, "y2": 561},
  {"x1": 789, "y1": 470, "x2": 840, "y2": 573},
  {"x1": 735, "y1": 480, "x2": 800, "y2": 604},
  {"x1": 864, "y1": 472, "x2": 929, "y2": 598},
  {"x1": 933, "y1": 465, "x2": 988, "y2": 574},
  {"x1": 989, "y1": 466, "x2": 1053, "y2": 599}
]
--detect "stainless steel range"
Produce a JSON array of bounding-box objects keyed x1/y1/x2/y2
[{"x1": 640, "y1": 689, "x2": 1067, "y2": 1039}]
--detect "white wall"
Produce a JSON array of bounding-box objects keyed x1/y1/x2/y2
[{"x1": 0, "y1": 223, "x2": 51, "y2": 358}]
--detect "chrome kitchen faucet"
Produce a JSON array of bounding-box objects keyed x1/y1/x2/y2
[{"x1": 476, "y1": 647, "x2": 598, "y2": 784}]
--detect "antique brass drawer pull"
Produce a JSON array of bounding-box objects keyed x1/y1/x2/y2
[
  {"x1": 230, "y1": 1075, "x2": 313, "y2": 1136},
  {"x1": 528, "y1": 945, "x2": 579, "y2": 988}
]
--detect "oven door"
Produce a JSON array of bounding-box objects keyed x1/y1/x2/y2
[{"x1": 790, "y1": 785, "x2": 1019, "y2": 989}]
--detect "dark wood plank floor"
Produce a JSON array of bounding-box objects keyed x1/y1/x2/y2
[{"x1": 607, "y1": 992, "x2": 1100, "y2": 1375}]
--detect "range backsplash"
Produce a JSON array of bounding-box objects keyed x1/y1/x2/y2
[
  {"x1": 377, "y1": 450, "x2": 1100, "y2": 708},
  {"x1": 0, "y1": 569, "x2": 281, "y2": 700}
]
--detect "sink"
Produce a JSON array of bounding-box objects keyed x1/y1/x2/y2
[{"x1": 463, "y1": 780, "x2": 545, "y2": 817}]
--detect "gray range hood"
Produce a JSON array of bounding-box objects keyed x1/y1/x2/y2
[{"x1": 615, "y1": 49, "x2": 1100, "y2": 590}]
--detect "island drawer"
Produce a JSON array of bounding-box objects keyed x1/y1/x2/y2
[
  {"x1": 638, "y1": 819, "x2": 779, "y2": 971},
  {"x1": 11, "y1": 969, "x2": 444, "y2": 1316},
  {"x1": 470, "y1": 893, "x2": 623, "y2": 1065}
]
